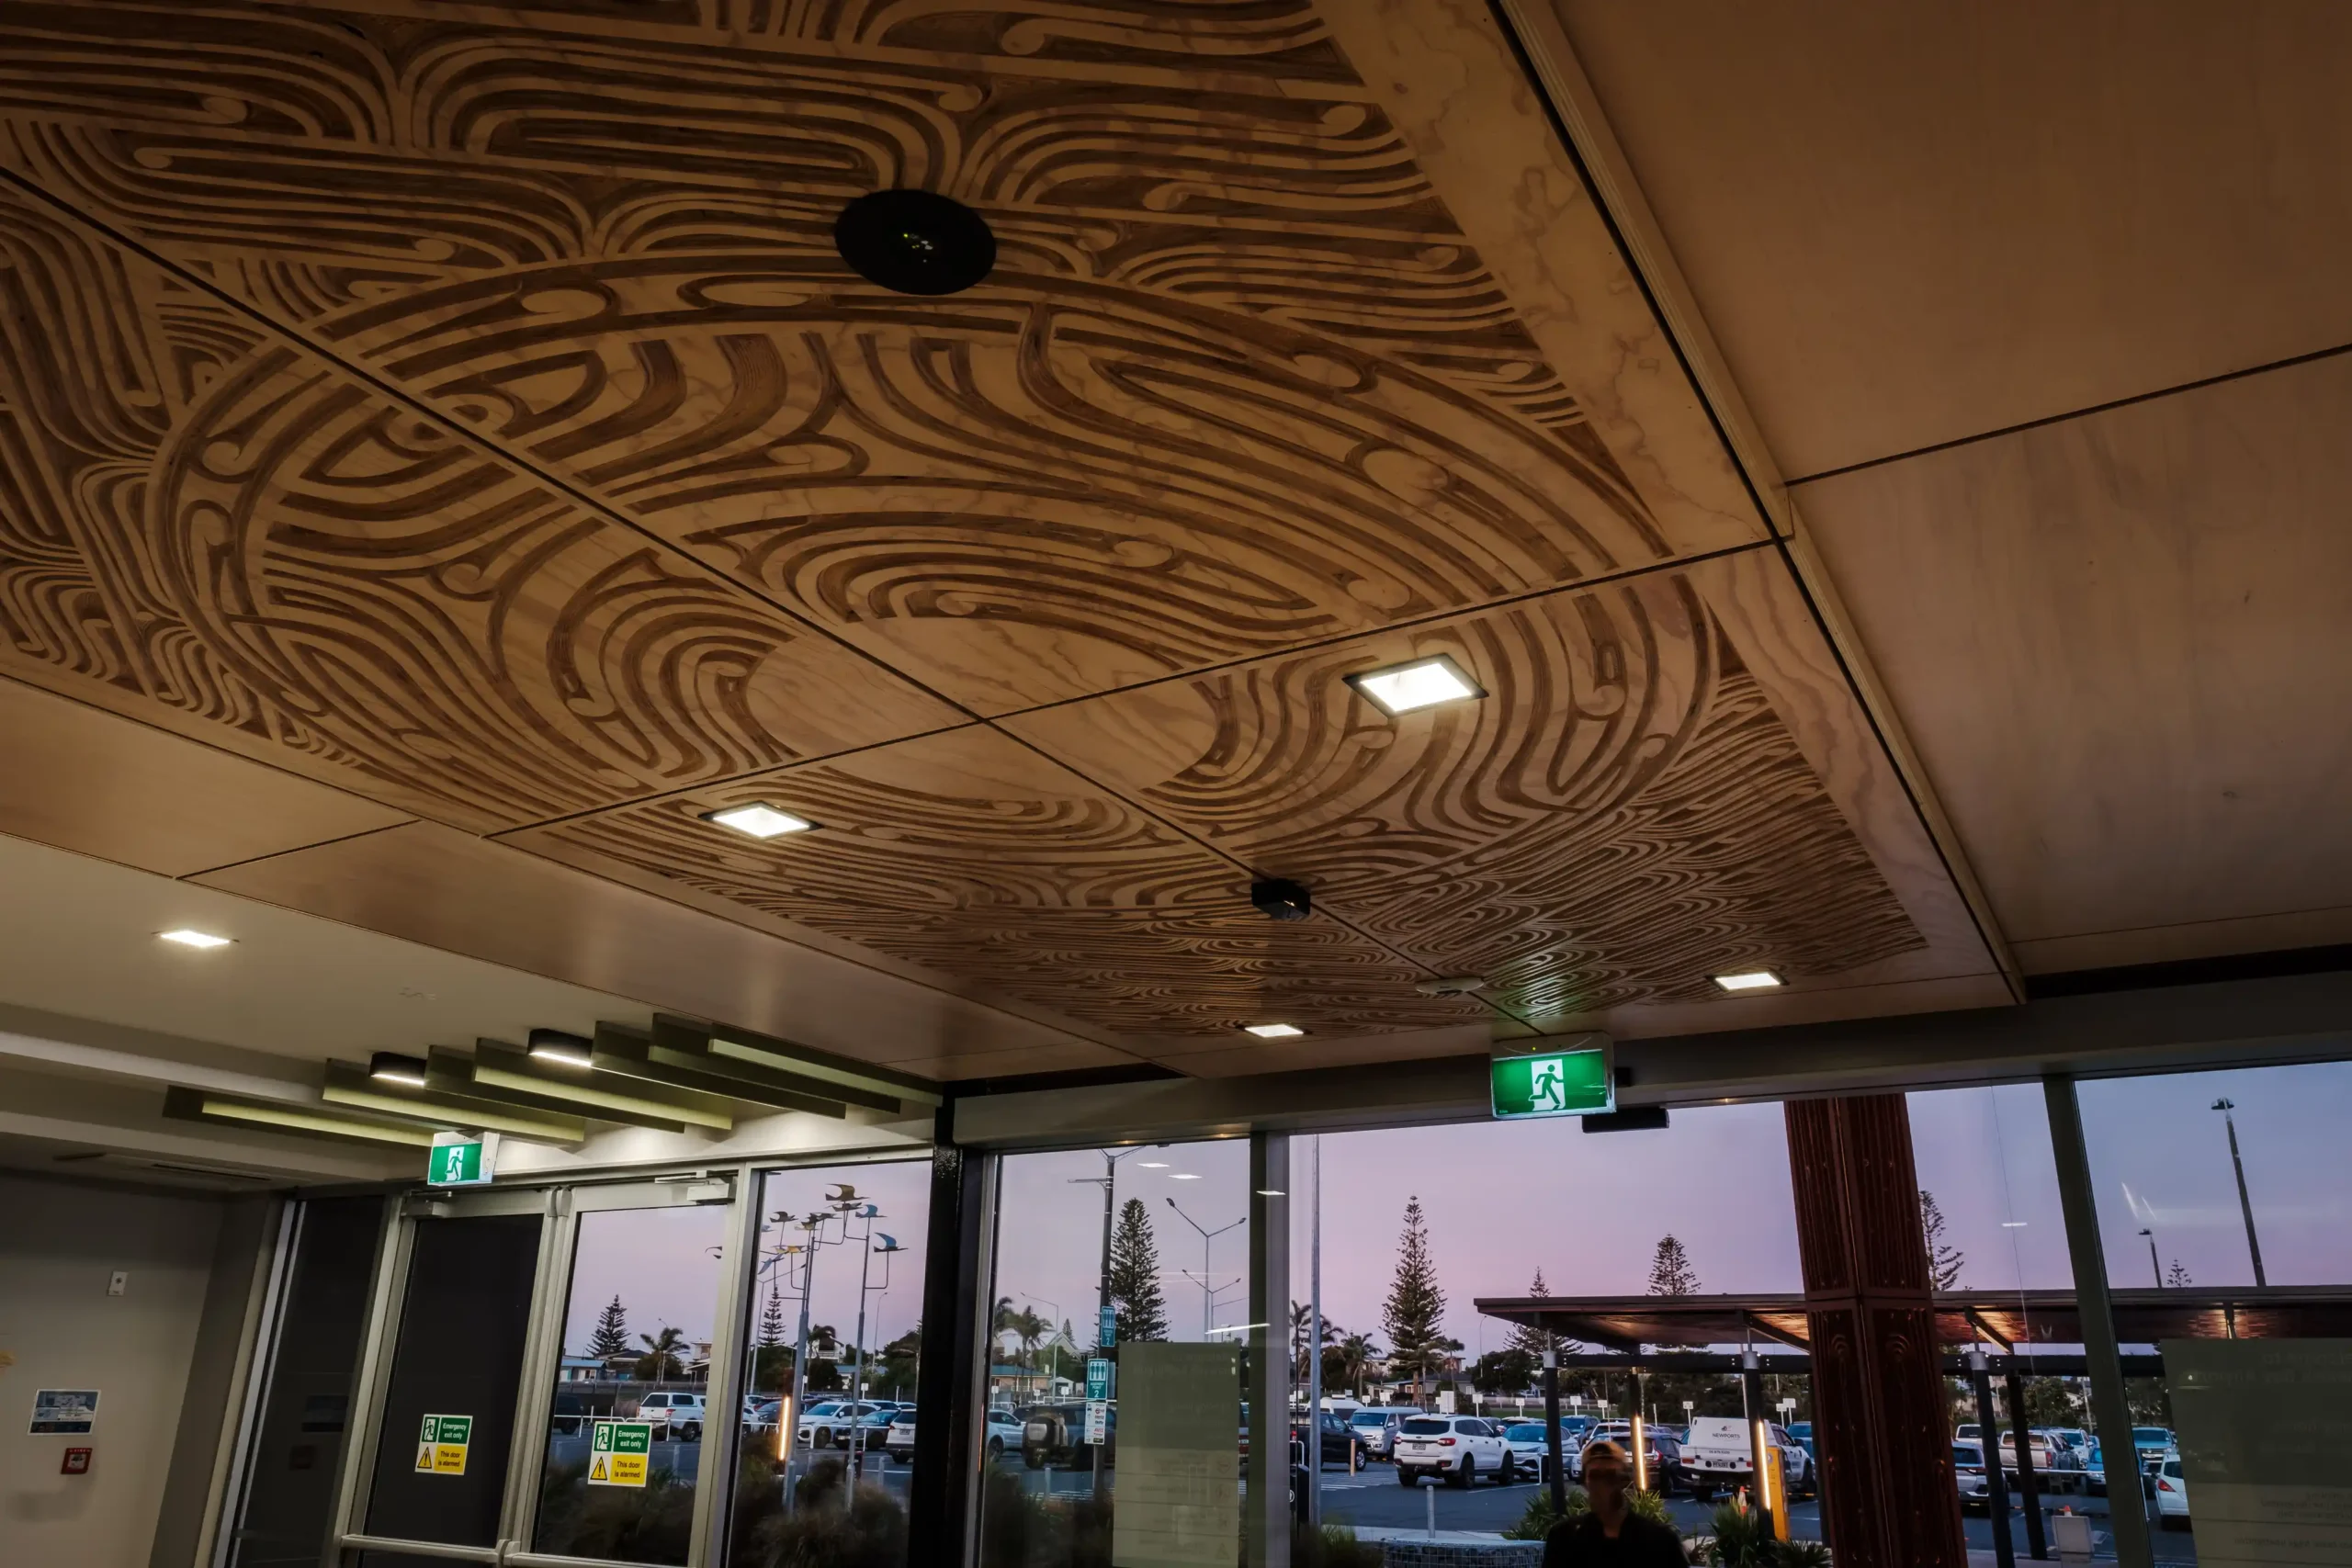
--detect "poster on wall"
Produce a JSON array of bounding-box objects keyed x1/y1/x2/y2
[
  {"x1": 29, "y1": 1390, "x2": 99, "y2": 1434},
  {"x1": 2165, "y1": 1337, "x2": 2352, "y2": 1567}
]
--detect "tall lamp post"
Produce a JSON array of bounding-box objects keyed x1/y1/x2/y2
[
  {"x1": 2211, "y1": 1100, "x2": 2267, "y2": 1286},
  {"x1": 1164, "y1": 1197, "x2": 1246, "y2": 1337},
  {"x1": 1071, "y1": 1145, "x2": 1156, "y2": 1496},
  {"x1": 2138, "y1": 1228, "x2": 2161, "y2": 1288}
]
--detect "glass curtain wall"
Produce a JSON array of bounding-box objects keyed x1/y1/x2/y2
[
  {"x1": 726, "y1": 1159, "x2": 931, "y2": 1568},
  {"x1": 2078, "y1": 1060, "x2": 2352, "y2": 1562},
  {"x1": 1298, "y1": 1105, "x2": 1815, "y2": 1553},
  {"x1": 977, "y1": 1139, "x2": 1253, "y2": 1568}
]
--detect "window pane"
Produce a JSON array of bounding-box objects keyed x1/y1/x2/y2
[
  {"x1": 978, "y1": 1141, "x2": 1251, "y2": 1568},
  {"x1": 726, "y1": 1161, "x2": 929, "y2": 1568},
  {"x1": 533, "y1": 1204, "x2": 727, "y2": 1565}
]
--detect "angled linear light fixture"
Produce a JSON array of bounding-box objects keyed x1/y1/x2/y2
[
  {"x1": 682, "y1": 1016, "x2": 942, "y2": 1112},
  {"x1": 424, "y1": 1043, "x2": 694, "y2": 1135},
  {"x1": 164, "y1": 1086, "x2": 441, "y2": 1147},
  {"x1": 590, "y1": 1021, "x2": 850, "y2": 1119},
  {"x1": 321, "y1": 1060, "x2": 587, "y2": 1145},
  {"x1": 464, "y1": 1038, "x2": 735, "y2": 1133}
]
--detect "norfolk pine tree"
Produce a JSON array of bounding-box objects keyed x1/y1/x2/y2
[
  {"x1": 1920, "y1": 1190, "x2": 1966, "y2": 1291},
  {"x1": 1645, "y1": 1235, "x2": 1700, "y2": 1297},
  {"x1": 587, "y1": 1294, "x2": 631, "y2": 1359},
  {"x1": 1107, "y1": 1196, "x2": 1170, "y2": 1348},
  {"x1": 1383, "y1": 1196, "x2": 1449, "y2": 1401}
]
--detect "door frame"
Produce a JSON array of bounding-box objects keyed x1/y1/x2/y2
[{"x1": 329, "y1": 1176, "x2": 742, "y2": 1566}]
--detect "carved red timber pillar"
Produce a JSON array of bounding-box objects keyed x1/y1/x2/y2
[{"x1": 1784, "y1": 1094, "x2": 1963, "y2": 1568}]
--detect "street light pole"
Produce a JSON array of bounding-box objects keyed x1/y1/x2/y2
[
  {"x1": 2211, "y1": 1100, "x2": 2267, "y2": 1286},
  {"x1": 1071, "y1": 1146, "x2": 1152, "y2": 1496},
  {"x1": 2139, "y1": 1228, "x2": 2161, "y2": 1288},
  {"x1": 1164, "y1": 1198, "x2": 1246, "y2": 1336}
]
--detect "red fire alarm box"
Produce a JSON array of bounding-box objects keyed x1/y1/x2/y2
[{"x1": 62, "y1": 1447, "x2": 92, "y2": 1474}]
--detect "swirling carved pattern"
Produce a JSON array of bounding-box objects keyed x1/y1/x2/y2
[
  {"x1": 531, "y1": 727, "x2": 1489, "y2": 1035},
  {"x1": 1008, "y1": 579, "x2": 1925, "y2": 1017},
  {"x1": 0, "y1": 187, "x2": 955, "y2": 826},
  {"x1": 0, "y1": 0, "x2": 1933, "y2": 1041}
]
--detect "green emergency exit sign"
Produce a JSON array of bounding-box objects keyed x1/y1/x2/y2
[
  {"x1": 427, "y1": 1132, "x2": 495, "y2": 1186},
  {"x1": 1490, "y1": 1046, "x2": 1613, "y2": 1120}
]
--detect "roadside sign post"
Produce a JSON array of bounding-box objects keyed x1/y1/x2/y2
[
  {"x1": 587, "y1": 1420, "x2": 651, "y2": 1487},
  {"x1": 1084, "y1": 1402, "x2": 1107, "y2": 1446},
  {"x1": 1086, "y1": 1358, "x2": 1112, "y2": 1402}
]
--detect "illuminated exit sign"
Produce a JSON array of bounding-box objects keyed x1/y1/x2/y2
[
  {"x1": 427, "y1": 1131, "x2": 498, "y2": 1186},
  {"x1": 1490, "y1": 1043, "x2": 1613, "y2": 1121}
]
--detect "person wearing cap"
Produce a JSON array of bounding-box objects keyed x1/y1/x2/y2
[{"x1": 1543, "y1": 1439, "x2": 1686, "y2": 1566}]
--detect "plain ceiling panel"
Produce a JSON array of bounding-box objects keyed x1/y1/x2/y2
[
  {"x1": 1795, "y1": 352, "x2": 2352, "y2": 966},
  {"x1": 1552, "y1": 0, "x2": 2352, "y2": 477}
]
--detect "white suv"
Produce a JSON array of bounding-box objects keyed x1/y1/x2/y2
[
  {"x1": 1392, "y1": 1416, "x2": 1509, "y2": 1488},
  {"x1": 634, "y1": 1392, "x2": 705, "y2": 1441}
]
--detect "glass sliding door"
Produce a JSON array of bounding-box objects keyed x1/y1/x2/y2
[
  {"x1": 530, "y1": 1190, "x2": 731, "y2": 1564},
  {"x1": 351, "y1": 1192, "x2": 553, "y2": 1566},
  {"x1": 725, "y1": 1159, "x2": 931, "y2": 1568}
]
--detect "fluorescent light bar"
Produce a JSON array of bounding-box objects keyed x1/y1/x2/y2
[
  {"x1": 1344, "y1": 654, "x2": 1485, "y2": 716},
  {"x1": 1243, "y1": 1022, "x2": 1304, "y2": 1039},
  {"x1": 701, "y1": 803, "x2": 813, "y2": 840},
  {"x1": 368, "y1": 1051, "x2": 429, "y2": 1087},
  {"x1": 1169, "y1": 1172, "x2": 1201, "y2": 1180},
  {"x1": 526, "y1": 1029, "x2": 594, "y2": 1068},
  {"x1": 158, "y1": 929, "x2": 233, "y2": 949},
  {"x1": 1138, "y1": 1162, "x2": 1169, "y2": 1168},
  {"x1": 1713, "y1": 969, "x2": 1783, "y2": 992}
]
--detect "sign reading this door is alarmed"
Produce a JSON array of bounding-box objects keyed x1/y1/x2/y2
[
  {"x1": 588, "y1": 1420, "x2": 651, "y2": 1487},
  {"x1": 414, "y1": 1414, "x2": 472, "y2": 1474}
]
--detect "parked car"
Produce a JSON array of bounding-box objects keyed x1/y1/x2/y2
[
  {"x1": 1501, "y1": 1421, "x2": 1561, "y2": 1481},
  {"x1": 798, "y1": 1400, "x2": 887, "y2": 1450},
  {"x1": 1292, "y1": 1409, "x2": 1356, "y2": 1465},
  {"x1": 1023, "y1": 1402, "x2": 1114, "y2": 1468},
  {"x1": 1585, "y1": 1421, "x2": 1689, "y2": 1495},
  {"x1": 2133, "y1": 1428, "x2": 2177, "y2": 1471},
  {"x1": 1955, "y1": 1423, "x2": 1982, "y2": 1443},
  {"x1": 1954, "y1": 1441, "x2": 1994, "y2": 1513},
  {"x1": 2154, "y1": 1456, "x2": 2190, "y2": 1526},
  {"x1": 1393, "y1": 1415, "x2": 1509, "y2": 1488},
  {"x1": 1786, "y1": 1422, "x2": 1815, "y2": 1462},
  {"x1": 634, "y1": 1391, "x2": 706, "y2": 1441},
  {"x1": 1676, "y1": 1416, "x2": 1812, "y2": 1499},
  {"x1": 1998, "y1": 1428, "x2": 2082, "y2": 1491},
  {"x1": 746, "y1": 1399, "x2": 783, "y2": 1433},
  {"x1": 1348, "y1": 1407, "x2": 1422, "y2": 1460}
]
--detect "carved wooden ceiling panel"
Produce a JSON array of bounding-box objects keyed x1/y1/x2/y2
[{"x1": 0, "y1": 0, "x2": 2004, "y2": 1060}]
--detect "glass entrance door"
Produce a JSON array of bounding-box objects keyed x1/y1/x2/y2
[{"x1": 334, "y1": 1175, "x2": 741, "y2": 1567}]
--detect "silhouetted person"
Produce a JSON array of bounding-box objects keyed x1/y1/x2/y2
[{"x1": 1543, "y1": 1439, "x2": 1685, "y2": 1567}]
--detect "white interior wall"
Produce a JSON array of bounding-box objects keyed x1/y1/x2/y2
[{"x1": 0, "y1": 1173, "x2": 226, "y2": 1568}]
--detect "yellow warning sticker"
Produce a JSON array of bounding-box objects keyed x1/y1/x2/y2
[{"x1": 588, "y1": 1420, "x2": 651, "y2": 1488}]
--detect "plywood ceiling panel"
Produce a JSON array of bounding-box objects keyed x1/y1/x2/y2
[
  {"x1": 1550, "y1": 0, "x2": 2352, "y2": 477},
  {"x1": 1795, "y1": 351, "x2": 2352, "y2": 972},
  {"x1": 0, "y1": 0, "x2": 2003, "y2": 1069}
]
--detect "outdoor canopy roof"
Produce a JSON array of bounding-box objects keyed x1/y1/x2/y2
[{"x1": 1473, "y1": 1286, "x2": 2352, "y2": 1355}]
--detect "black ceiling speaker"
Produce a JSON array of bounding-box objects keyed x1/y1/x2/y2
[
  {"x1": 833, "y1": 189, "x2": 996, "y2": 296},
  {"x1": 1250, "y1": 878, "x2": 1312, "y2": 921}
]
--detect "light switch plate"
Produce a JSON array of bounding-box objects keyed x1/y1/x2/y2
[{"x1": 107, "y1": 1270, "x2": 128, "y2": 1296}]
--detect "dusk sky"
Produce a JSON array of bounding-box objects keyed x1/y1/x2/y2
[{"x1": 554, "y1": 1060, "x2": 2352, "y2": 1372}]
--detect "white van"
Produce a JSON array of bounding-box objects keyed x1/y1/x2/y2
[{"x1": 1678, "y1": 1416, "x2": 1811, "y2": 1498}]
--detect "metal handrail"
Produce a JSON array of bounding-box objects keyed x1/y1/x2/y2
[{"x1": 335, "y1": 1533, "x2": 502, "y2": 1563}]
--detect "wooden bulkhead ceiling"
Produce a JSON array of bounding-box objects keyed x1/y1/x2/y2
[{"x1": 0, "y1": 0, "x2": 2007, "y2": 1078}]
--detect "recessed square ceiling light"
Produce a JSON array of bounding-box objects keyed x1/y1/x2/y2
[
  {"x1": 702, "y1": 803, "x2": 814, "y2": 840},
  {"x1": 1243, "y1": 1022, "x2": 1305, "y2": 1039},
  {"x1": 1343, "y1": 654, "x2": 1485, "y2": 716},
  {"x1": 1713, "y1": 969, "x2": 1783, "y2": 992},
  {"x1": 158, "y1": 929, "x2": 233, "y2": 949}
]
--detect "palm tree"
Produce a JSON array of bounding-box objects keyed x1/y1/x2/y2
[
  {"x1": 636, "y1": 1325, "x2": 689, "y2": 1385},
  {"x1": 1010, "y1": 1308, "x2": 1048, "y2": 1393},
  {"x1": 1336, "y1": 1332, "x2": 1380, "y2": 1398},
  {"x1": 1291, "y1": 1300, "x2": 1339, "y2": 1380}
]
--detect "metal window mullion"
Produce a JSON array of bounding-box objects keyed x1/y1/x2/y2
[
  {"x1": 331, "y1": 1195, "x2": 414, "y2": 1558},
  {"x1": 500, "y1": 1187, "x2": 577, "y2": 1560},
  {"x1": 209, "y1": 1196, "x2": 300, "y2": 1568},
  {"x1": 686, "y1": 1164, "x2": 758, "y2": 1567}
]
